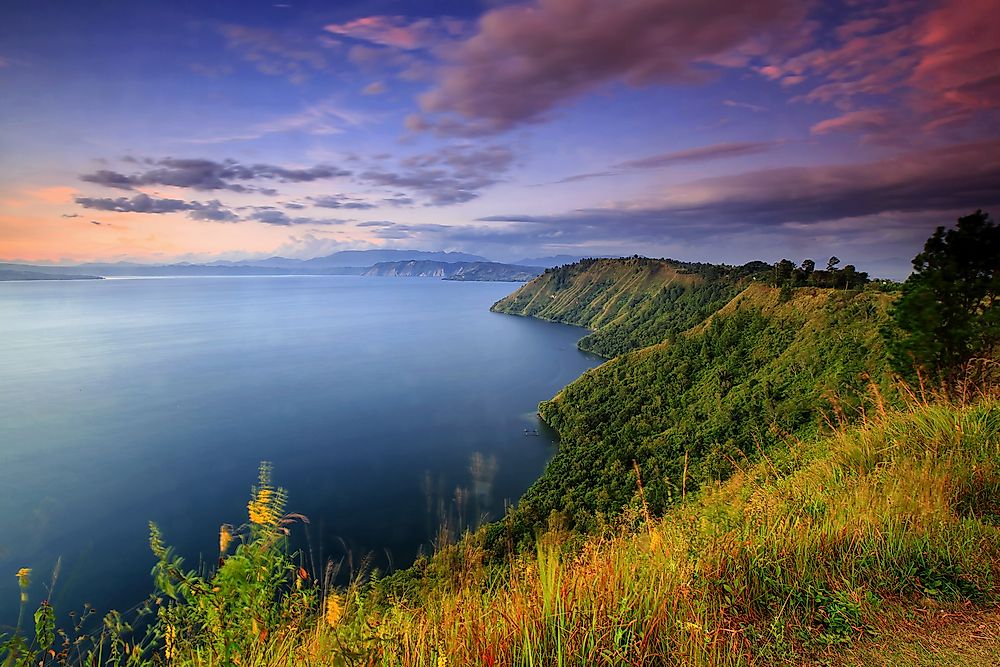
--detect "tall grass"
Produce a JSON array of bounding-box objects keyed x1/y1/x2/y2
[
  {"x1": 350, "y1": 395, "x2": 999, "y2": 666},
  {"x1": 3, "y1": 395, "x2": 998, "y2": 665}
]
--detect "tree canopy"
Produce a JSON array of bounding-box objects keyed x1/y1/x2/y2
[{"x1": 889, "y1": 210, "x2": 1000, "y2": 389}]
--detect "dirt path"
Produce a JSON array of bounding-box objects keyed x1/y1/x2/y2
[{"x1": 828, "y1": 606, "x2": 1000, "y2": 667}]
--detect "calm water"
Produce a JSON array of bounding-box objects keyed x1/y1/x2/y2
[{"x1": 0, "y1": 276, "x2": 598, "y2": 623}]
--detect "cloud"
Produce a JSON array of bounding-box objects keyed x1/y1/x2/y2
[
  {"x1": 810, "y1": 109, "x2": 892, "y2": 136},
  {"x1": 247, "y1": 208, "x2": 348, "y2": 226},
  {"x1": 75, "y1": 194, "x2": 241, "y2": 222},
  {"x1": 309, "y1": 194, "x2": 377, "y2": 210},
  {"x1": 362, "y1": 81, "x2": 386, "y2": 95},
  {"x1": 75, "y1": 194, "x2": 195, "y2": 214},
  {"x1": 723, "y1": 99, "x2": 768, "y2": 112},
  {"x1": 381, "y1": 194, "x2": 414, "y2": 206},
  {"x1": 411, "y1": 0, "x2": 806, "y2": 134},
  {"x1": 180, "y1": 100, "x2": 370, "y2": 144},
  {"x1": 761, "y1": 0, "x2": 1000, "y2": 138},
  {"x1": 220, "y1": 24, "x2": 330, "y2": 83},
  {"x1": 80, "y1": 158, "x2": 349, "y2": 193},
  {"x1": 357, "y1": 145, "x2": 514, "y2": 205},
  {"x1": 551, "y1": 141, "x2": 777, "y2": 184},
  {"x1": 324, "y1": 15, "x2": 465, "y2": 50},
  {"x1": 616, "y1": 141, "x2": 776, "y2": 169},
  {"x1": 72, "y1": 194, "x2": 343, "y2": 226},
  {"x1": 480, "y1": 140, "x2": 1000, "y2": 240}
]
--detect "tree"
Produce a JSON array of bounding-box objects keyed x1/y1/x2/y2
[
  {"x1": 826, "y1": 256, "x2": 841, "y2": 272},
  {"x1": 774, "y1": 259, "x2": 795, "y2": 286},
  {"x1": 889, "y1": 210, "x2": 1000, "y2": 388},
  {"x1": 792, "y1": 259, "x2": 815, "y2": 286}
]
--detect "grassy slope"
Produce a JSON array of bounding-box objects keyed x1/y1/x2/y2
[
  {"x1": 497, "y1": 283, "x2": 893, "y2": 543},
  {"x1": 313, "y1": 397, "x2": 999, "y2": 666},
  {"x1": 139, "y1": 398, "x2": 999, "y2": 666},
  {"x1": 490, "y1": 257, "x2": 770, "y2": 357}
]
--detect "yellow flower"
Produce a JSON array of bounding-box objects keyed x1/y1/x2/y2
[
  {"x1": 324, "y1": 595, "x2": 342, "y2": 628},
  {"x1": 219, "y1": 525, "x2": 233, "y2": 555},
  {"x1": 248, "y1": 488, "x2": 275, "y2": 525},
  {"x1": 15, "y1": 568, "x2": 30, "y2": 589},
  {"x1": 164, "y1": 623, "x2": 177, "y2": 661}
]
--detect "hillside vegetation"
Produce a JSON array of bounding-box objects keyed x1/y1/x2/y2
[
  {"x1": 492, "y1": 281, "x2": 893, "y2": 547},
  {"x1": 491, "y1": 257, "x2": 771, "y2": 357}
]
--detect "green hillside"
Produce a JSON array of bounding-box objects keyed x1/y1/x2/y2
[
  {"x1": 491, "y1": 256, "x2": 772, "y2": 357},
  {"x1": 492, "y1": 281, "x2": 894, "y2": 547}
]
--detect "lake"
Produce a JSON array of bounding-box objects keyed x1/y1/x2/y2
[{"x1": 0, "y1": 276, "x2": 599, "y2": 623}]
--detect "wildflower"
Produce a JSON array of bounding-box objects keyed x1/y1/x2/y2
[
  {"x1": 15, "y1": 568, "x2": 30, "y2": 604},
  {"x1": 248, "y1": 488, "x2": 275, "y2": 525},
  {"x1": 164, "y1": 623, "x2": 177, "y2": 661},
  {"x1": 219, "y1": 524, "x2": 233, "y2": 555},
  {"x1": 324, "y1": 595, "x2": 343, "y2": 628}
]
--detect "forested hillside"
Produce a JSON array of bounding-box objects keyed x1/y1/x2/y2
[
  {"x1": 490, "y1": 282, "x2": 894, "y2": 548},
  {"x1": 491, "y1": 256, "x2": 772, "y2": 357}
]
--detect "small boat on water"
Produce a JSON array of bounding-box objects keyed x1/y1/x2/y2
[{"x1": 523, "y1": 428, "x2": 541, "y2": 437}]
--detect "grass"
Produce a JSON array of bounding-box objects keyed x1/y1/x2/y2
[
  {"x1": 4, "y1": 393, "x2": 998, "y2": 666},
  {"x1": 830, "y1": 605, "x2": 1000, "y2": 667},
  {"x1": 352, "y1": 394, "x2": 998, "y2": 666}
]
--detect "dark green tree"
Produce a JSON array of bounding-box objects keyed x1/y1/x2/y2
[
  {"x1": 889, "y1": 210, "x2": 1000, "y2": 388},
  {"x1": 774, "y1": 259, "x2": 795, "y2": 286}
]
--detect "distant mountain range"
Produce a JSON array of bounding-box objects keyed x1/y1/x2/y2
[
  {"x1": 0, "y1": 267, "x2": 103, "y2": 281},
  {"x1": 363, "y1": 260, "x2": 543, "y2": 281},
  {"x1": 216, "y1": 249, "x2": 491, "y2": 269},
  {"x1": 0, "y1": 249, "x2": 560, "y2": 282}
]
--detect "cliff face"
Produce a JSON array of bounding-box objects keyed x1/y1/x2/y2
[{"x1": 363, "y1": 260, "x2": 542, "y2": 282}]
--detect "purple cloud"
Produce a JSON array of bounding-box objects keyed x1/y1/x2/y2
[
  {"x1": 411, "y1": 0, "x2": 806, "y2": 134},
  {"x1": 81, "y1": 158, "x2": 349, "y2": 193}
]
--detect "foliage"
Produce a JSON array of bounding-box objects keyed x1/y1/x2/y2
[
  {"x1": 888, "y1": 210, "x2": 1000, "y2": 389},
  {"x1": 492, "y1": 256, "x2": 773, "y2": 357},
  {"x1": 0, "y1": 463, "x2": 342, "y2": 667},
  {"x1": 771, "y1": 257, "x2": 870, "y2": 289},
  {"x1": 359, "y1": 396, "x2": 1000, "y2": 666},
  {"x1": 490, "y1": 285, "x2": 893, "y2": 548}
]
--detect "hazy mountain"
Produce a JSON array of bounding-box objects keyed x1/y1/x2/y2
[
  {"x1": 363, "y1": 260, "x2": 542, "y2": 282},
  {"x1": 0, "y1": 251, "x2": 499, "y2": 278},
  {"x1": 0, "y1": 262, "x2": 364, "y2": 277},
  {"x1": 301, "y1": 250, "x2": 491, "y2": 268},
  {"x1": 0, "y1": 265, "x2": 102, "y2": 281}
]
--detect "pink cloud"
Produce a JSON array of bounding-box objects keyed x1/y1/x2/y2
[
  {"x1": 412, "y1": 0, "x2": 807, "y2": 134},
  {"x1": 765, "y1": 0, "x2": 998, "y2": 138},
  {"x1": 911, "y1": 0, "x2": 1000, "y2": 111},
  {"x1": 324, "y1": 15, "x2": 465, "y2": 50},
  {"x1": 810, "y1": 109, "x2": 891, "y2": 135}
]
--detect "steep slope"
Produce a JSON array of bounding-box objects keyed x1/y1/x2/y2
[
  {"x1": 492, "y1": 283, "x2": 894, "y2": 543},
  {"x1": 491, "y1": 256, "x2": 771, "y2": 357}
]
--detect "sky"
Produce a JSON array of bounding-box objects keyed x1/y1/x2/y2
[{"x1": 1, "y1": 0, "x2": 998, "y2": 278}]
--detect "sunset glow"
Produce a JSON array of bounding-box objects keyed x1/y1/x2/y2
[{"x1": 2, "y1": 0, "x2": 998, "y2": 277}]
